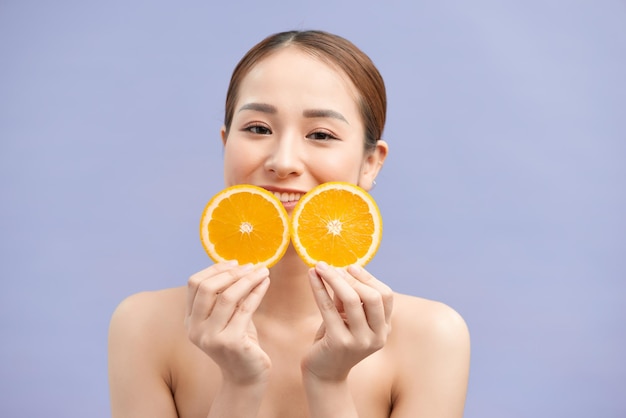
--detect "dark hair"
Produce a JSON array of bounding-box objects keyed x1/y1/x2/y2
[{"x1": 223, "y1": 30, "x2": 386, "y2": 151}]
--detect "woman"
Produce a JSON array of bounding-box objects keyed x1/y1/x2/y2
[{"x1": 108, "y1": 30, "x2": 470, "y2": 418}]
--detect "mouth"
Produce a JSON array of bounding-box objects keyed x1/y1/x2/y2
[
  {"x1": 272, "y1": 191, "x2": 303, "y2": 204},
  {"x1": 260, "y1": 186, "x2": 306, "y2": 208}
]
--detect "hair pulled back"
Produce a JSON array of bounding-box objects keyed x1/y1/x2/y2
[{"x1": 223, "y1": 30, "x2": 386, "y2": 151}]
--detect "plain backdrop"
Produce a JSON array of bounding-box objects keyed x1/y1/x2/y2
[{"x1": 1, "y1": 1, "x2": 625, "y2": 417}]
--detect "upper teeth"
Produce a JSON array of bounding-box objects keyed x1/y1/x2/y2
[{"x1": 274, "y1": 192, "x2": 302, "y2": 202}]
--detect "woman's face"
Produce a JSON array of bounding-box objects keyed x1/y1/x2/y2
[{"x1": 222, "y1": 46, "x2": 387, "y2": 211}]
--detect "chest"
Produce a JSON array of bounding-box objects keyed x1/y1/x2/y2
[{"x1": 171, "y1": 330, "x2": 393, "y2": 418}]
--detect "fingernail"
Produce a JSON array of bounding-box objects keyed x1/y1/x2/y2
[
  {"x1": 225, "y1": 260, "x2": 238, "y2": 266},
  {"x1": 241, "y1": 263, "x2": 255, "y2": 272},
  {"x1": 316, "y1": 261, "x2": 328, "y2": 271},
  {"x1": 348, "y1": 264, "x2": 362, "y2": 275}
]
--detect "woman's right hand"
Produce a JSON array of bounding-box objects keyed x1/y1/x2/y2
[{"x1": 185, "y1": 262, "x2": 271, "y2": 385}]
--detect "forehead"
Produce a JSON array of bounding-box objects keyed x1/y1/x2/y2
[{"x1": 236, "y1": 46, "x2": 360, "y2": 109}]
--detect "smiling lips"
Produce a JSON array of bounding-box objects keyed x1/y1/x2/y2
[{"x1": 272, "y1": 191, "x2": 303, "y2": 203}]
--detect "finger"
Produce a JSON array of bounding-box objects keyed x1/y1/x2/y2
[
  {"x1": 339, "y1": 268, "x2": 389, "y2": 335},
  {"x1": 188, "y1": 263, "x2": 254, "y2": 322},
  {"x1": 336, "y1": 267, "x2": 387, "y2": 335},
  {"x1": 308, "y1": 268, "x2": 347, "y2": 331},
  {"x1": 186, "y1": 261, "x2": 238, "y2": 317},
  {"x1": 317, "y1": 263, "x2": 388, "y2": 336},
  {"x1": 226, "y1": 277, "x2": 270, "y2": 331},
  {"x1": 314, "y1": 263, "x2": 369, "y2": 334},
  {"x1": 347, "y1": 264, "x2": 394, "y2": 324},
  {"x1": 333, "y1": 292, "x2": 345, "y2": 317},
  {"x1": 207, "y1": 265, "x2": 269, "y2": 331}
]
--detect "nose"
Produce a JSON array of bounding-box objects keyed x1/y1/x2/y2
[{"x1": 264, "y1": 133, "x2": 304, "y2": 179}]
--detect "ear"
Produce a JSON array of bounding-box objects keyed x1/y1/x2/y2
[
  {"x1": 359, "y1": 140, "x2": 388, "y2": 191},
  {"x1": 220, "y1": 125, "x2": 227, "y2": 146}
]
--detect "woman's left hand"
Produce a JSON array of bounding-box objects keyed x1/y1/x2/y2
[{"x1": 302, "y1": 262, "x2": 394, "y2": 381}]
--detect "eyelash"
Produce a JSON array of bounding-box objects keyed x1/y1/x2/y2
[
  {"x1": 242, "y1": 124, "x2": 339, "y2": 141},
  {"x1": 306, "y1": 130, "x2": 338, "y2": 141},
  {"x1": 244, "y1": 124, "x2": 272, "y2": 135}
]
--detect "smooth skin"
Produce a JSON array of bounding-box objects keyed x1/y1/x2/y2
[{"x1": 108, "y1": 47, "x2": 470, "y2": 417}]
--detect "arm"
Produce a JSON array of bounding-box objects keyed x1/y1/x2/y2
[
  {"x1": 206, "y1": 379, "x2": 268, "y2": 418},
  {"x1": 108, "y1": 262, "x2": 272, "y2": 418},
  {"x1": 108, "y1": 292, "x2": 179, "y2": 418},
  {"x1": 302, "y1": 374, "x2": 359, "y2": 418},
  {"x1": 390, "y1": 300, "x2": 470, "y2": 418},
  {"x1": 185, "y1": 262, "x2": 272, "y2": 418},
  {"x1": 302, "y1": 263, "x2": 394, "y2": 418}
]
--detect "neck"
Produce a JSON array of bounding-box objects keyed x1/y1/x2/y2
[{"x1": 256, "y1": 246, "x2": 320, "y2": 321}]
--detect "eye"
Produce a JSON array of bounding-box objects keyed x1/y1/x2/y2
[
  {"x1": 307, "y1": 130, "x2": 338, "y2": 141},
  {"x1": 244, "y1": 124, "x2": 272, "y2": 135}
]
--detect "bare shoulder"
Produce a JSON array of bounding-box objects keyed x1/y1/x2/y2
[
  {"x1": 108, "y1": 286, "x2": 188, "y2": 366},
  {"x1": 390, "y1": 292, "x2": 470, "y2": 347},
  {"x1": 110, "y1": 286, "x2": 187, "y2": 337},
  {"x1": 108, "y1": 287, "x2": 188, "y2": 417},
  {"x1": 386, "y1": 293, "x2": 470, "y2": 417}
]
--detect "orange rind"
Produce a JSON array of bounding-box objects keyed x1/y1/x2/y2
[
  {"x1": 290, "y1": 182, "x2": 382, "y2": 267},
  {"x1": 199, "y1": 185, "x2": 290, "y2": 267}
]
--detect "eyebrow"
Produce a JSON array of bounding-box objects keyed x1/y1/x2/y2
[
  {"x1": 303, "y1": 109, "x2": 349, "y2": 124},
  {"x1": 238, "y1": 102, "x2": 349, "y2": 124},
  {"x1": 238, "y1": 102, "x2": 277, "y2": 114}
]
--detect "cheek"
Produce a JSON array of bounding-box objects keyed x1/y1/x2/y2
[
  {"x1": 223, "y1": 142, "x2": 250, "y2": 183},
  {"x1": 307, "y1": 147, "x2": 365, "y2": 183}
]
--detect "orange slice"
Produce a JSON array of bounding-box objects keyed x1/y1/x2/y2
[
  {"x1": 290, "y1": 182, "x2": 382, "y2": 267},
  {"x1": 199, "y1": 185, "x2": 289, "y2": 267}
]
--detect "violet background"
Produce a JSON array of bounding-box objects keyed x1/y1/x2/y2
[{"x1": 1, "y1": 1, "x2": 625, "y2": 417}]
